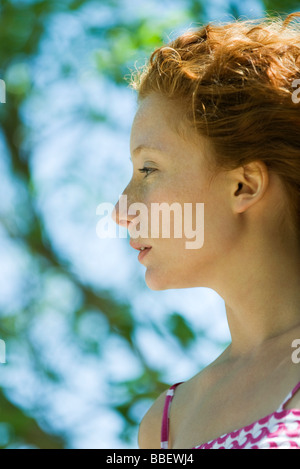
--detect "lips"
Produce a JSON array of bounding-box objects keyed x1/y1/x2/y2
[
  {"x1": 137, "y1": 246, "x2": 152, "y2": 262},
  {"x1": 129, "y1": 239, "x2": 152, "y2": 251}
]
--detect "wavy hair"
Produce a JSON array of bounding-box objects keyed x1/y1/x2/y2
[{"x1": 129, "y1": 12, "x2": 300, "y2": 240}]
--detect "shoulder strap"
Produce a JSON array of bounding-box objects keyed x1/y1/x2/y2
[
  {"x1": 277, "y1": 381, "x2": 300, "y2": 412},
  {"x1": 160, "y1": 382, "x2": 183, "y2": 449}
]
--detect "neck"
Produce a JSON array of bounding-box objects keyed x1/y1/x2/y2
[{"x1": 214, "y1": 232, "x2": 300, "y2": 358}]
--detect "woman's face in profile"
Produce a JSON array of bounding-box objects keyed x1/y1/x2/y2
[{"x1": 113, "y1": 92, "x2": 239, "y2": 291}]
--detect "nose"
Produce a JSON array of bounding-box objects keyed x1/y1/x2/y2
[{"x1": 111, "y1": 195, "x2": 134, "y2": 230}]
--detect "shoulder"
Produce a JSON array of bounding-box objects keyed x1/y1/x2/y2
[
  {"x1": 138, "y1": 378, "x2": 199, "y2": 449},
  {"x1": 138, "y1": 388, "x2": 169, "y2": 449},
  {"x1": 138, "y1": 353, "x2": 229, "y2": 449}
]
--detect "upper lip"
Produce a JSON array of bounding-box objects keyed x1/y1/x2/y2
[{"x1": 129, "y1": 240, "x2": 152, "y2": 251}]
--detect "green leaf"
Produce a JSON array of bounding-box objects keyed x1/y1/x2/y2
[{"x1": 166, "y1": 313, "x2": 196, "y2": 348}]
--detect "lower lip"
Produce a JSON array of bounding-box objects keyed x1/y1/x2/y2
[{"x1": 138, "y1": 247, "x2": 152, "y2": 262}]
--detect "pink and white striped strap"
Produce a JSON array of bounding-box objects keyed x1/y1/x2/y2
[{"x1": 160, "y1": 382, "x2": 183, "y2": 449}]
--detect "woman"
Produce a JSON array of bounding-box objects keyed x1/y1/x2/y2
[{"x1": 112, "y1": 12, "x2": 300, "y2": 449}]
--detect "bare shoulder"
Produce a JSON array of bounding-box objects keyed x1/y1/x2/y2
[
  {"x1": 138, "y1": 351, "x2": 230, "y2": 449},
  {"x1": 138, "y1": 379, "x2": 199, "y2": 449},
  {"x1": 138, "y1": 389, "x2": 169, "y2": 449}
]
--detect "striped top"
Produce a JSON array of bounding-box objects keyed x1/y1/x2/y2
[{"x1": 161, "y1": 381, "x2": 300, "y2": 449}]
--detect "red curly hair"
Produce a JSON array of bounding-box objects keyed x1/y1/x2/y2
[{"x1": 129, "y1": 12, "x2": 300, "y2": 240}]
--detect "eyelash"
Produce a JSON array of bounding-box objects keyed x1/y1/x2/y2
[{"x1": 138, "y1": 167, "x2": 156, "y2": 178}]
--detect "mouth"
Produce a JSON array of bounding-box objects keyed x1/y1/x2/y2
[
  {"x1": 137, "y1": 247, "x2": 152, "y2": 262},
  {"x1": 129, "y1": 239, "x2": 152, "y2": 262}
]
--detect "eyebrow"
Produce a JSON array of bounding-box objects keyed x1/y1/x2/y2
[{"x1": 129, "y1": 144, "x2": 165, "y2": 162}]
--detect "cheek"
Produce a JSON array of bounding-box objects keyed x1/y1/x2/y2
[
  {"x1": 129, "y1": 176, "x2": 216, "y2": 245},
  {"x1": 147, "y1": 190, "x2": 185, "y2": 240},
  {"x1": 201, "y1": 197, "x2": 238, "y2": 257},
  {"x1": 145, "y1": 178, "x2": 208, "y2": 242}
]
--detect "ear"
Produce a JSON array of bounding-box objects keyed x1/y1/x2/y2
[{"x1": 230, "y1": 161, "x2": 269, "y2": 214}]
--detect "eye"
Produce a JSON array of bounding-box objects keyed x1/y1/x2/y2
[{"x1": 138, "y1": 167, "x2": 156, "y2": 178}]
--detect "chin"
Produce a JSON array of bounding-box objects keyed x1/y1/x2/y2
[
  {"x1": 144, "y1": 270, "x2": 171, "y2": 291},
  {"x1": 144, "y1": 270, "x2": 188, "y2": 291}
]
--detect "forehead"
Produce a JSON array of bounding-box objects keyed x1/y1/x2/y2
[
  {"x1": 130, "y1": 94, "x2": 188, "y2": 155},
  {"x1": 129, "y1": 93, "x2": 215, "y2": 177}
]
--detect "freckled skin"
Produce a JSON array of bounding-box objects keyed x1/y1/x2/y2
[{"x1": 115, "y1": 93, "x2": 239, "y2": 291}]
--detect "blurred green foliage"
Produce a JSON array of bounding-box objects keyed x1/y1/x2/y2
[{"x1": 0, "y1": 0, "x2": 298, "y2": 449}]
